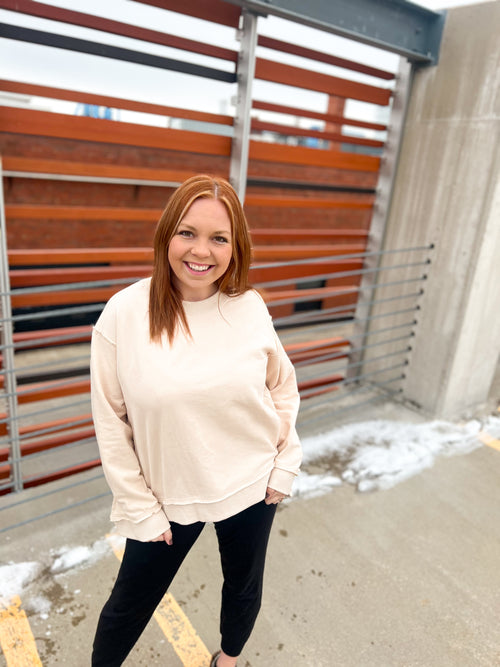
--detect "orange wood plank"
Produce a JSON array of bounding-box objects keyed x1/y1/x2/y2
[
  {"x1": 0, "y1": 80, "x2": 234, "y2": 125},
  {"x1": 13, "y1": 326, "x2": 92, "y2": 345},
  {"x1": 249, "y1": 140, "x2": 380, "y2": 172},
  {"x1": 21, "y1": 459, "x2": 102, "y2": 490},
  {"x1": 251, "y1": 119, "x2": 384, "y2": 148},
  {"x1": 257, "y1": 36, "x2": 395, "y2": 81},
  {"x1": 252, "y1": 100, "x2": 387, "y2": 132},
  {"x1": 298, "y1": 374, "x2": 344, "y2": 391},
  {"x1": 0, "y1": 413, "x2": 92, "y2": 438},
  {"x1": 245, "y1": 194, "x2": 373, "y2": 209},
  {"x1": 8, "y1": 248, "x2": 154, "y2": 265},
  {"x1": 250, "y1": 230, "x2": 368, "y2": 243},
  {"x1": 250, "y1": 260, "x2": 363, "y2": 283},
  {"x1": 6, "y1": 204, "x2": 162, "y2": 221},
  {"x1": 255, "y1": 58, "x2": 392, "y2": 106},
  {"x1": 11, "y1": 287, "x2": 119, "y2": 308},
  {"x1": 9, "y1": 266, "x2": 152, "y2": 287},
  {"x1": 0, "y1": 108, "x2": 231, "y2": 156},
  {"x1": 0, "y1": 3, "x2": 238, "y2": 63},
  {"x1": 134, "y1": 0, "x2": 241, "y2": 28},
  {"x1": 2, "y1": 156, "x2": 202, "y2": 183},
  {"x1": 17, "y1": 379, "x2": 90, "y2": 404}
]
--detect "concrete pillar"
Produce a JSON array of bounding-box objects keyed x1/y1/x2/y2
[{"x1": 365, "y1": 1, "x2": 500, "y2": 418}]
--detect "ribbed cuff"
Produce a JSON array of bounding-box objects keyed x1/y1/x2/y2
[
  {"x1": 267, "y1": 468, "x2": 296, "y2": 496},
  {"x1": 114, "y1": 508, "x2": 171, "y2": 542}
]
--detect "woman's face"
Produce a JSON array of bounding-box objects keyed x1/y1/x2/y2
[{"x1": 167, "y1": 198, "x2": 233, "y2": 301}]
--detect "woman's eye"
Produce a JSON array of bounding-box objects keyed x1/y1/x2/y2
[
  {"x1": 178, "y1": 230, "x2": 193, "y2": 238},
  {"x1": 214, "y1": 236, "x2": 229, "y2": 244}
]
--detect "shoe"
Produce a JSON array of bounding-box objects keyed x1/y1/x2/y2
[{"x1": 210, "y1": 651, "x2": 221, "y2": 667}]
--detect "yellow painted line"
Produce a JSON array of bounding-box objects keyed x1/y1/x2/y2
[
  {"x1": 478, "y1": 431, "x2": 500, "y2": 452},
  {"x1": 0, "y1": 595, "x2": 43, "y2": 666},
  {"x1": 105, "y1": 534, "x2": 211, "y2": 667}
]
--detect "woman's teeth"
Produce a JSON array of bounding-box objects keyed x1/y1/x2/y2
[{"x1": 187, "y1": 262, "x2": 211, "y2": 272}]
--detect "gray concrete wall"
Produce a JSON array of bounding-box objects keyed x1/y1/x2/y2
[{"x1": 364, "y1": 1, "x2": 500, "y2": 419}]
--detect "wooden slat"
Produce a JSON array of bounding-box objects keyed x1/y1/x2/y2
[
  {"x1": 249, "y1": 140, "x2": 380, "y2": 172},
  {"x1": 17, "y1": 379, "x2": 90, "y2": 404},
  {"x1": 6, "y1": 204, "x2": 161, "y2": 221},
  {"x1": 0, "y1": 108, "x2": 231, "y2": 157},
  {"x1": 245, "y1": 194, "x2": 373, "y2": 209},
  {"x1": 254, "y1": 246, "x2": 365, "y2": 261},
  {"x1": 0, "y1": 413, "x2": 92, "y2": 438},
  {"x1": 0, "y1": 80, "x2": 234, "y2": 126},
  {"x1": 257, "y1": 36, "x2": 395, "y2": 81},
  {"x1": 6, "y1": 200, "x2": 372, "y2": 221},
  {"x1": 251, "y1": 230, "x2": 368, "y2": 243},
  {"x1": 253, "y1": 100, "x2": 387, "y2": 132},
  {"x1": 13, "y1": 326, "x2": 92, "y2": 346},
  {"x1": 251, "y1": 119, "x2": 385, "y2": 148},
  {"x1": 8, "y1": 248, "x2": 153, "y2": 265},
  {"x1": 2, "y1": 156, "x2": 200, "y2": 183},
  {"x1": 0, "y1": 2, "x2": 238, "y2": 63},
  {"x1": 11, "y1": 287, "x2": 118, "y2": 308},
  {"x1": 9, "y1": 266, "x2": 152, "y2": 287},
  {"x1": 134, "y1": 0, "x2": 241, "y2": 28},
  {"x1": 21, "y1": 459, "x2": 102, "y2": 491},
  {"x1": 255, "y1": 58, "x2": 392, "y2": 106}
]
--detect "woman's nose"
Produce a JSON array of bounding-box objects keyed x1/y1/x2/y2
[{"x1": 191, "y1": 239, "x2": 211, "y2": 257}]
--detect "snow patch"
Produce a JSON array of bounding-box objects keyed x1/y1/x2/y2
[
  {"x1": 0, "y1": 561, "x2": 43, "y2": 600},
  {"x1": 299, "y1": 418, "x2": 485, "y2": 494},
  {"x1": 50, "y1": 538, "x2": 109, "y2": 573}
]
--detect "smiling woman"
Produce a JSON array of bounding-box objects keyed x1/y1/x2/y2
[{"x1": 90, "y1": 174, "x2": 302, "y2": 667}]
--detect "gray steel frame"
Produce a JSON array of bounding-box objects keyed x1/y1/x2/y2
[
  {"x1": 346, "y1": 57, "x2": 414, "y2": 382},
  {"x1": 229, "y1": 10, "x2": 259, "y2": 201},
  {"x1": 0, "y1": 158, "x2": 23, "y2": 491},
  {"x1": 224, "y1": 0, "x2": 446, "y2": 64}
]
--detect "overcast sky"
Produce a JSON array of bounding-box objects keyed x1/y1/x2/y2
[{"x1": 0, "y1": 0, "x2": 489, "y2": 124}]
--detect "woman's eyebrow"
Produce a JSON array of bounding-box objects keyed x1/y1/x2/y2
[{"x1": 179, "y1": 223, "x2": 231, "y2": 235}]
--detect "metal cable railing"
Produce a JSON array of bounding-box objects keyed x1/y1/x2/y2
[{"x1": 0, "y1": 236, "x2": 432, "y2": 529}]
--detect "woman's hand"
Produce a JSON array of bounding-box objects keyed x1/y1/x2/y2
[
  {"x1": 265, "y1": 487, "x2": 287, "y2": 505},
  {"x1": 150, "y1": 529, "x2": 173, "y2": 545}
]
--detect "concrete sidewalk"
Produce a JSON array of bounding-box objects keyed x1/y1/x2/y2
[{"x1": 1, "y1": 415, "x2": 500, "y2": 666}]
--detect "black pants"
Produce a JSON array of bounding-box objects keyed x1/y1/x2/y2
[{"x1": 92, "y1": 500, "x2": 276, "y2": 666}]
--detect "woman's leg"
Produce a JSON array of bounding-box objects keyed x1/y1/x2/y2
[
  {"x1": 214, "y1": 500, "x2": 277, "y2": 662},
  {"x1": 92, "y1": 521, "x2": 204, "y2": 667}
]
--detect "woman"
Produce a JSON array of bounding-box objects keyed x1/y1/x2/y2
[{"x1": 90, "y1": 174, "x2": 302, "y2": 666}]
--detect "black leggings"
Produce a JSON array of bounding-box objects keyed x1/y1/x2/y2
[{"x1": 92, "y1": 500, "x2": 276, "y2": 666}]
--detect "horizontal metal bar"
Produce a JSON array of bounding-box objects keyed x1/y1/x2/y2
[
  {"x1": 8, "y1": 277, "x2": 138, "y2": 297},
  {"x1": 0, "y1": 398, "x2": 91, "y2": 425},
  {"x1": 3, "y1": 171, "x2": 185, "y2": 187},
  {"x1": 298, "y1": 384, "x2": 404, "y2": 429},
  {"x1": 0, "y1": 24, "x2": 237, "y2": 82},
  {"x1": 298, "y1": 375, "x2": 405, "y2": 423},
  {"x1": 247, "y1": 177, "x2": 376, "y2": 194},
  {"x1": 2, "y1": 375, "x2": 90, "y2": 401},
  {"x1": 2, "y1": 354, "x2": 90, "y2": 377},
  {"x1": 0, "y1": 303, "x2": 106, "y2": 324},
  {"x1": 299, "y1": 360, "x2": 408, "y2": 399},
  {"x1": 0, "y1": 472, "x2": 105, "y2": 512},
  {"x1": 1, "y1": 331, "x2": 93, "y2": 352},
  {"x1": 16, "y1": 417, "x2": 92, "y2": 443},
  {"x1": 9, "y1": 435, "x2": 96, "y2": 464},
  {"x1": 257, "y1": 259, "x2": 429, "y2": 289},
  {"x1": 266, "y1": 274, "x2": 426, "y2": 308},
  {"x1": 254, "y1": 244, "x2": 433, "y2": 271},
  {"x1": 0, "y1": 491, "x2": 110, "y2": 534},
  {"x1": 294, "y1": 335, "x2": 413, "y2": 367}
]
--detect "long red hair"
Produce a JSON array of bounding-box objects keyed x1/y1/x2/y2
[{"x1": 149, "y1": 174, "x2": 253, "y2": 343}]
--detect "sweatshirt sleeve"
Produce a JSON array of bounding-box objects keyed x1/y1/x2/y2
[
  {"x1": 265, "y1": 326, "x2": 302, "y2": 496},
  {"x1": 91, "y1": 320, "x2": 171, "y2": 541}
]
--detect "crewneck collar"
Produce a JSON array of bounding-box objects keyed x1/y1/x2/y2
[{"x1": 182, "y1": 289, "x2": 222, "y2": 314}]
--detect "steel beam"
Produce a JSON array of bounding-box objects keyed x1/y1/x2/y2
[
  {"x1": 229, "y1": 10, "x2": 259, "y2": 202},
  {"x1": 223, "y1": 0, "x2": 446, "y2": 65}
]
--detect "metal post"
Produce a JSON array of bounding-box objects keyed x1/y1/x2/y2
[
  {"x1": 0, "y1": 157, "x2": 23, "y2": 491},
  {"x1": 346, "y1": 57, "x2": 414, "y2": 381},
  {"x1": 229, "y1": 9, "x2": 259, "y2": 203}
]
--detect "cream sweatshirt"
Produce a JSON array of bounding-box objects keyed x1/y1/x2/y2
[{"x1": 90, "y1": 278, "x2": 302, "y2": 541}]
